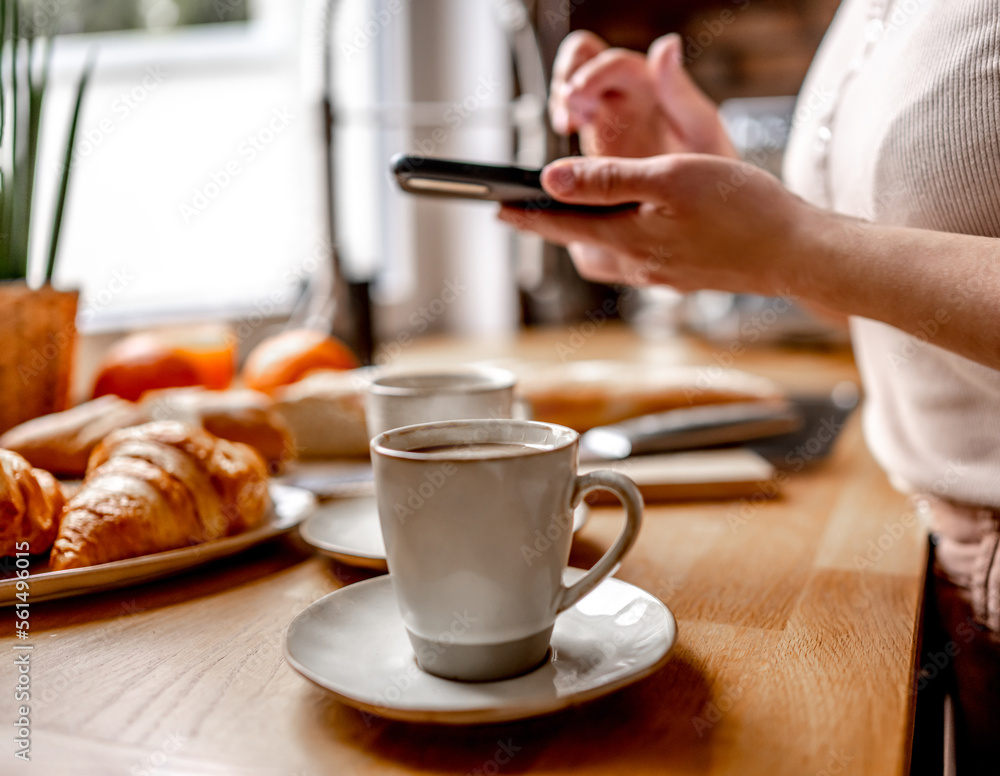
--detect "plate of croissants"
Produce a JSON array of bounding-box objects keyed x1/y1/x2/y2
[{"x1": 0, "y1": 420, "x2": 316, "y2": 605}]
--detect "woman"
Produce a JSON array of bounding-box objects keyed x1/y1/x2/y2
[{"x1": 501, "y1": 1, "x2": 1000, "y2": 770}]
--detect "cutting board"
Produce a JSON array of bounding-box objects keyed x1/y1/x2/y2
[
  {"x1": 579, "y1": 448, "x2": 778, "y2": 504},
  {"x1": 283, "y1": 448, "x2": 778, "y2": 504}
]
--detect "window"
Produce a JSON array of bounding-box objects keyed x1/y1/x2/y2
[
  {"x1": 28, "y1": 0, "x2": 324, "y2": 332},
  {"x1": 32, "y1": 0, "x2": 528, "y2": 342},
  {"x1": 23, "y1": 0, "x2": 249, "y2": 34}
]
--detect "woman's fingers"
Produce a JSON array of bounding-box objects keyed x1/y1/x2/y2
[
  {"x1": 566, "y1": 242, "x2": 627, "y2": 284},
  {"x1": 549, "y1": 30, "x2": 736, "y2": 157},
  {"x1": 647, "y1": 34, "x2": 739, "y2": 157},
  {"x1": 552, "y1": 30, "x2": 609, "y2": 86},
  {"x1": 497, "y1": 205, "x2": 644, "y2": 254},
  {"x1": 550, "y1": 31, "x2": 609, "y2": 134},
  {"x1": 498, "y1": 206, "x2": 668, "y2": 286},
  {"x1": 563, "y1": 48, "x2": 652, "y2": 126}
]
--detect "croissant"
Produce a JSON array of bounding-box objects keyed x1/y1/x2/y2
[
  {"x1": 0, "y1": 450, "x2": 65, "y2": 556},
  {"x1": 50, "y1": 421, "x2": 271, "y2": 570}
]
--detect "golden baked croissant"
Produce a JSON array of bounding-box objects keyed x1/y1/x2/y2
[
  {"x1": 50, "y1": 421, "x2": 271, "y2": 570},
  {"x1": 0, "y1": 450, "x2": 65, "y2": 556}
]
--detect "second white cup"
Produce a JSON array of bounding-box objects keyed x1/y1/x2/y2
[{"x1": 365, "y1": 365, "x2": 517, "y2": 439}]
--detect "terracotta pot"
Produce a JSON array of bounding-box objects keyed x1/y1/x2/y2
[{"x1": 0, "y1": 282, "x2": 79, "y2": 435}]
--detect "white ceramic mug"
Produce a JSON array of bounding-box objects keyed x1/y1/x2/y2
[
  {"x1": 371, "y1": 419, "x2": 643, "y2": 682},
  {"x1": 365, "y1": 366, "x2": 517, "y2": 439}
]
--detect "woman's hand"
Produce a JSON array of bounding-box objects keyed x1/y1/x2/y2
[
  {"x1": 520, "y1": 42, "x2": 1000, "y2": 374},
  {"x1": 550, "y1": 31, "x2": 739, "y2": 160},
  {"x1": 499, "y1": 154, "x2": 828, "y2": 297}
]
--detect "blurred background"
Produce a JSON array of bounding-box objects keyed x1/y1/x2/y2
[{"x1": 26, "y1": 0, "x2": 845, "y2": 376}]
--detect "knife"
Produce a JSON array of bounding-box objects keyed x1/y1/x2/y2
[{"x1": 577, "y1": 398, "x2": 804, "y2": 463}]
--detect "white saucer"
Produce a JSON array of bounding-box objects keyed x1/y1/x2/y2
[
  {"x1": 300, "y1": 497, "x2": 591, "y2": 571},
  {"x1": 283, "y1": 570, "x2": 676, "y2": 725}
]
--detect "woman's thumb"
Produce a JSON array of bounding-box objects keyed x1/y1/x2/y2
[{"x1": 541, "y1": 156, "x2": 672, "y2": 205}]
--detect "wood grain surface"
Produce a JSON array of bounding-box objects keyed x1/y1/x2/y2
[{"x1": 2, "y1": 326, "x2": 927, "y2": 775}]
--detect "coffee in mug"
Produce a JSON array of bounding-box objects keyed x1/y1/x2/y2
[{"x1": 408, "y1": 442, "x2": 543, "y2": 458}]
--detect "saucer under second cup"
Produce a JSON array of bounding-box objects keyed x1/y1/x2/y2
[{"x1": 299, "y1": 496, "x2": 591, "y2": 572}]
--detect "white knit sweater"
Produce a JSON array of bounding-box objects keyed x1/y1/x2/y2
[{"x1": 783, "y1": 0, "x2": 1000, "y2": 506}]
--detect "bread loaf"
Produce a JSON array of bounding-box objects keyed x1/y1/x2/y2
[
  {"x1": 0, "y1": 395, "x2": 150, "y2": 477},
  {"x1": 271, "y1": 369, "x2": 371, "y2": 459},
  {"x1": 0, "y1": 388, "x2": 294, "y2": 477},
  {"x1": 269, "y1": 361, "x2": 786, "y2": 455},
  {"x1": 516, "y1": 360, "x2": 785, "y2": 431}
]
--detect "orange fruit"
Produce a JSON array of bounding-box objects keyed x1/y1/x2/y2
[
  {"x1": 92, "y1": 333, "x2": 203, "y2": 402},
  {"x1": 165, "y1": 326, "x2": 236, "y2": 390},
  {"x1": 242, "y1": 330, "x2": 360, "y2": 394}
]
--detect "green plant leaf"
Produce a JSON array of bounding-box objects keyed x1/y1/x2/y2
[
  {"x1": 20, "y1": 35, "x2": 51, "y2": 281},
  {"x1": 45, "y1": 51, "x2": 94, "y2": 283},
  {"x1": 0, "y1": 0, "x2": 7, "y2": 278},
  {"x1": 3, "y1": 0, "x2": 24, "y2": 278},
  {"x1": 0, "y1": 0, "x2": 8, "y2": 152}
]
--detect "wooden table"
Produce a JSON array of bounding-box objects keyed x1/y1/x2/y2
[{"x1": 3, "y1": 326, "x2": 928, "y2": 775}]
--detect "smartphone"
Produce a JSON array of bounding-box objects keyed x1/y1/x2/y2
[{"x1": 390, "y1": 154, "x2": 636, "y2": 213}]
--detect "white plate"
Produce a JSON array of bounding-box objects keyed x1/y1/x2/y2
[
  {"x1": 283, "y1": 570, "x2": 676, "y2": 725},
  {"x1": 0, "y1": 484, "x2": 316, "y2": 606},
  {"x1": 299, "y1": 497, "x2": 591, "y2": 571}
]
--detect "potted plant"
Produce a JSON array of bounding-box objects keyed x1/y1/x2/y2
[{"x1": 0, "y1": 0, "x2": 92, "y2": 434}]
